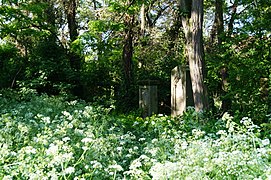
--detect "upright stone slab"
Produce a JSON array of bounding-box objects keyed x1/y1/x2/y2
[
  {"x1": 139, "y1": 80, "x2": 158, "y2": 117},
  {"x1": 171, "y1": 66, "x2": 194, "y2": 116},
  {"x1": 171, "y1": 66, "x2": 186, "y2": 116}
]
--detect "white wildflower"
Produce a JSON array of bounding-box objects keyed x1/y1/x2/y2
[
  {"x1": 128, "y1": 148, "x2": 134, "y2": 153},
  {"x1": 3, "y1": 175, "x2": 13, "y2": 180},
  {"x1": 67, "y1": 123, "x2": 73, "y2": 128},
  {"x1": 42, "y1": 116, "x2": 50, "y2": 124},
  {"x1": 148, "y1": 148, "x2": 158, "y2": 156},
  {"x1": 79, "y1": 123, "x2": 86, "y2": 128},
  {"x1": 62, "y1": 152, "x2": 73, "y2": 160},
  {"x1": 216, "y1": 130, "x2": 227, "y2": 136},
  {"x1": 62, "y1": 137, "x2": 71, "y2": 142},
  {"x1": 126, "y1": 154, "x2": 132, "y2": 158},
  {"x1": 75, "y1": 129, "x2": 84, "y2": 135},
  {"x1": 130, "y1": 159, "x2": 142, "y2": 169},
  {"x1": 25, "y1": 146, "x2": 37, "y2": 154},
  {"x1": 139, "y1": 155, "x2": 150, "y2": 161},
  {"x1": 64, "y1": 167, "x2": 75, "y2": 174},
  {"x1": 18, "y1": 123, "x2": 29, "y2": 133},
  {"x1": 222, "y1": 112, "x2": 233, "y2": 121},
  {"x1": 109, "y1": 164, "x2": 123, "y2": 171},
  {"x1": 46, "y1": 144, "x2": 59, "y2": 155},
  {"x1": 109, "y1": 126, "x2": 115, "y2": 131},
  {"x1": 68, "y1": 100, "x2": 77, "y2": 105},
  {"x1": 181, "y1": 141, "x2": 188, "y2": 150},
  {"x1": 90, "y1": 160, "x2": 103, "y2": 169},
  {"x1": 133, "y1": 121, "x2": 139, "y2": 126},
  {"x1": 62, "y1": 111, "x2": 71, "y2": 117},
  {"x1": 240, "y1": 117, "x2": 251, "y2": 126},
  {"x1": 257, "y1": 148, "x2": 267, "y2": 157},
  {"x1": 262, "y1": 139, "x2": 270, "y2": 146},
  {"x1": 192, "y1": 129, "x2": 205, "y2": 138},
  {"x1": 138, "y1": 138, "x2": 146, "y2": 141},
  {"x1": 81, "y1": 137, "x2": 92, "y2": 143},
  {"x1": 62, "y1": 111, "x2": 73, "y2": 120},
  {"x1": 82, "y1": 146, "x2": 89, "y2": 151}
]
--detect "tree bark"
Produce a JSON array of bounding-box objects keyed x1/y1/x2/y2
[
  {"x1": 63, "y1": 0, "x2": 81, "y2": 70},
  {"x1": 228, "y1": 0, "x2": 238, "y2": 36},
  {"x1": 181, "y1": 0, "x2": 208, "y2": 111},
  {"x1": 140, "y1": 3, "x2": 145, "y2": 35},
  {"x1": 210, "y1": 0, "x2": 224, "y2": 44},
  {"x1": 123, "y1": 15, "x2": 134, "y2": 88},
  {"x1": 64, "y1": 0, "x2": 78, "y2": 42}
]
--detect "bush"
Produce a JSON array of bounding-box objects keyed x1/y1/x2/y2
[{"x1": 0, "y1": 90, "x2": 270, "y2": 179}]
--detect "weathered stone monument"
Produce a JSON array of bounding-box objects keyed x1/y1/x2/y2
[
  {"x1": 171, "y1": 66, "x2": 194, "y2": 116},
  {"x1": 139, "y1": 80, "x2": 158, "y2": 117}
]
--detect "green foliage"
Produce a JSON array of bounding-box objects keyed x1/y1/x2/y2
[
  {"x1": 206, "y1": 33, "x2": 270, "y2": 122},
  {"x1": 0, "y1": 1, "x2": 51, "y2": 40},
  {"x1": 0, "y1": 0, "x2": 270, "y2": 119},
  {"x1": 0, "y1": 42, "x2": 24, "y2": 88}
]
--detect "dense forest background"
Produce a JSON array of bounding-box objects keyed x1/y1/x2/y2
[{"x1": 0, "y1": 0, "x2": 270, "y2": 121}]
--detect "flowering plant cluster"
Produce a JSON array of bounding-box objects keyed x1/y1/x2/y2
[{"x1": 0, "y1": 90, "x2": 270, "y2": 179}]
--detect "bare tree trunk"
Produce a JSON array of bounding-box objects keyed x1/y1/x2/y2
[
  {"x1": 123, "y1": 15, "x2": 134, "y2": 88},
  {"x1": 63, "y1": 0, "x2": 81, "y2": 70},
  {"x1": 210, "y1": 0, "x2": 224, "y2": 44},
  {"x1": 228, "y1": 0, "x2": 238, "y2": 36},
  {"x1": 64, "y1": 0, "x2": 78, "y2": 42},
  {"x1": 118, "y1": 13, "x2": 135, "y2": 112},
  {"x1": 181, "y1": 0, "x2": 208, "y2": 111},
  {"x1": 140, "y1": 3, "x2": 145, "y2": 35}
]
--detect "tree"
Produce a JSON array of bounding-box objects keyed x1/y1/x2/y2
[
  {"x1": 205, "y1": 0, "x2": 271, "y2": 121},
  {"x1": 210, "y1": 0, "x2": 224, "y2": 45},
  {"x1": 62, "y1": 0, "x2": 81, "y2": 71},
  {"x1": 180, "y1": 0, "x2": 208, "y2": 111}
]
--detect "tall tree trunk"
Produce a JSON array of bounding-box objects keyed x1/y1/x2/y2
[
  {"x1": 228, "y1": 0, "x2": 238, "y2": 36},
  {"x1": 63, "y1": 0, "x2": 81, "y2": 71},
  {"x1": 140, "y1": 3, "x2": 145, "y2": 35},
  {"x1": 117, "y1": 13, "x2": 135, "y2": 112},
  {"x1": 64, "y1": 0, "x2": 78, "y2": 42},
  {"x1": 181, "y1": 0, "x2": 208, "y2": 111},
  {"x1": 210, "y1": 0, "x2": 224, "y2": 44},
  {"x1": 123, "y1": 15, "x2": 134, "y2": 88},
  {"x1": 216, "y1": 0, "x2": 224, "y2": 44}
]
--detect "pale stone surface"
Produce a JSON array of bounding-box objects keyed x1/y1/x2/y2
[
  {"x1": 171, "y1": 66, "x2": 194, "y2": 116},
  {"x1": 171, "y1": 66, "x2": 186, "y2": 116}
]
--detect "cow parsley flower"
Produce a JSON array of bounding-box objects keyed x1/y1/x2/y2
[
  {"x1": 64, "y1": 167, "x2": 75, "y2": 174},
  {"x1": 90, "y1": 160, "x2": 103, "y2": 169},
  {"x1": 108, "y1": 164, "x2": 123, "y2": 171},
  {"x1": 62, "y1": 137, "x2": 70, "y2": 142},
  {"x1": 81, "y1": 137, "x2": 92, "y2": 143},
  {"x1": 2, "y1": 175, "x2": 12, "y2": 180},
  {"x1": 46, "y1": 144, "x2": 59, "y2": 155},
  {"x1": 262, "y1": 139, "x2": 270, "y2": 146}
]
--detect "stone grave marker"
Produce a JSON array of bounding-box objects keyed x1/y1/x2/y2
[
  {"x1": 139, "y1": 80, "x2": 158, "y2": 117},
  {"x1": 171, "y1": 66, "x2": 194, "y2": 116}
]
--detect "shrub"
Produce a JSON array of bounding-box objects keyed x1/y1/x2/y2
[{"x1": 0, "y1": 90, "x2": 270, "y2": 179}]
